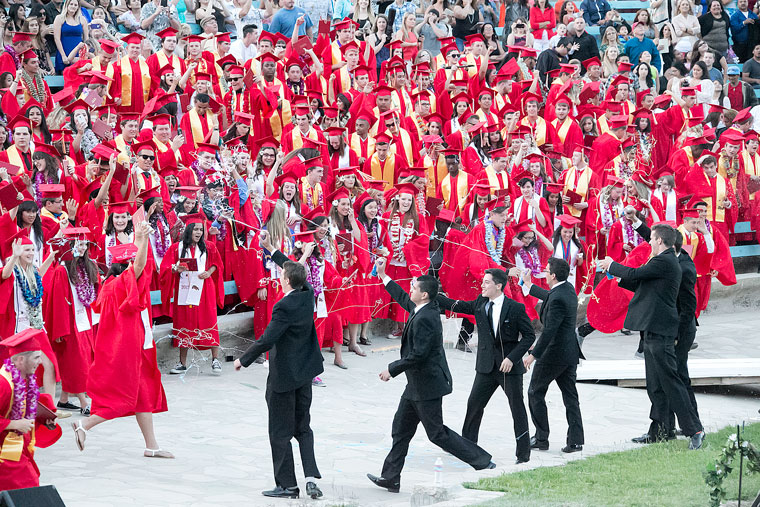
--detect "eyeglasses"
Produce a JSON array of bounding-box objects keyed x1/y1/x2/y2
[
  {"x1": 262, "y1": 153, "x2": 276, "y2": 157},
  {"x1": 385, "y1": 123, "x2": 395, "y2": 128},
  {"x1": 139, "y1": 154, "x2": 155, "y2": 161}
]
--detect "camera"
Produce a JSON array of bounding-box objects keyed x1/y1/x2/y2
[{"x1": 515, "y1": 23, "x2": 524, "y2": 28}]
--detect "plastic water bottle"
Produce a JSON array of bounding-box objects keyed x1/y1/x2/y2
[
  {"x1": 433, "y1": 457, "x2": 443, "y2": 487},
  {"x1": 370, "y1": 263, "x2": 378, "y2": 278}
]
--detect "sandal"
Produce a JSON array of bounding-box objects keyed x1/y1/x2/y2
[
  {"x1": 349, "y1": 346, "x2": 366, "y2": 357},
  {"x1": 144, "y1": 448, "x2": 175, "y2": 459},
  {"x1": 358, "y1": 336, "x2": 372, "y2": 346},
  {"x1": 72, "y1": 421, "x2": 87, "y2": 452},
  {"x1": 334, "y1": 361, "x2": 348, "y2": 370}
]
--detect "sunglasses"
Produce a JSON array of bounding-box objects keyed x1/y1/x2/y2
[
  {"x1": 230, "y1": 77, "x2": 241, "y2": 81},
  {"x1": 139, "y1": 154, "x2": 155, "y2": 160},
  {"x1": 385, "y1": 123, "x2": 395, "y2": 128}
]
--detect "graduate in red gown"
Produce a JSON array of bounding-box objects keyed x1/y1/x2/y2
[
  {"x1": 72, "y1": 226, "x2": 172, "y2": 459},
  {"x1": 159, "y1": 213, "x2": 224, "y2": 374},
  {"x1": 105, "y1": 33, "x2": 151, "y2": 114},
  {"x1": 0, "y1": 329, "x2": 62, "y2": 492}
]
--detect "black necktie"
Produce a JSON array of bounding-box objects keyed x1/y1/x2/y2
[{"x1": 487, "y1": 301, "x2": 494, "y2": 336}]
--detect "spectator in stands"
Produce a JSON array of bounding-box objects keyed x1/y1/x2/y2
[
  {"x1": 502, "y1": 0, "x2": 529, "y2": 40},
  {"x1": 625, "y1": 22, "x2": 662, "y2": 71},
  {"x1": 580, "y1": 0, "x2": 611, "y2": 27},
  {"x1": 334, "y1": 0, "x2": 354, "y2": 21},
  {"x1": 700, "y1": 50, "x2": 723, "y2": 83},
  {"x1": 650, "y1": 0, "x2": 671, "y2": 32},
  {"x1": 388, "y1": 0, "x2": 420, "y2": 33},
  {"x1": 742, "y1": 43, "x2": 760, "y2": 89},
  {"x1": 537, "y1": 36, "x2": 571, "y2": 85},
  {"x1": 452, "y1": 0, "x2": 481, "y2": 50},
  {"x1": 672, "y1": 0, "x2": 700, "y2": 48},
  {"x1": 699, "y1": 0, "x2": 731, "y2": 56},
  {"x1": 481, "y1": 22, "x2": 504, "y2": 64},
  {"x1": 96, "y1": 0, "x2": 123, "y2": 28},
  {"x1": 558, "y1": 1, "x2": 580, "y2": 26},
  {"x1": 478, "y1": 0, "x2": 500, "y2": 27},
  {"x1": 530, "y1": 0, "x2": 556, "y2": 52},
  {"x1": 230, "y1": 23, "x2": 258, "y2": 62},
  {"x1": 506, "y1": 18, "x2": 534, "y2": 48},
  {"x1": 89, "y1": 7, "x2": 120, "y2": 41},
  {"x1": 687, "y1": 61, "x2": 716, "y2": 108},
  {"x1": 397, "y1": 12, "x2": 419, "y2": 63},
  {"x1": 141, "y1": 0, "x2": 182, "y2": 51},
  {"x1": 689, "y1": 39, "x2": 728, "y2": 77},
  {"x1": 369, "y1": 14, "x2": 391, "y2": 74},
  {"x1": 7, "y1": 4, "x2": 27, "y2": 38},
  {"x1": 658, "y1": 22, "x2": 676, "y2": 70},
  {"x1": 296, "y1": 0, "x2": 332, "y2": 29},
  {"x1": 196, "y1": 0, "x2": 234, "y2": 35},
  {"x1": 599, "y1": 25, "x2": 620, "y2": 53},
  {"x1": 117, "y1": 0, "x2": 147, "y2": 37},
  {"x1": 53, "y1": 0, "x2": 89, "y2": 74},
  {"x1": 230, "y1": 0, "x2": 271, "y2": 37},
  {"x1": 633, "y1": 9, "x2": 658, "y2": 39},
  {"x1": 548, "y1": 23, "x2": 568, "y2": 48},
  {"x1": 633, "y1": 62, "x2": 658, "y2": 94},
  {"x1": 568, "y1": 17, "x2": 600, "y2": 73},
  {"x1": 350, "y1": 0, "x2": 375, "y2": 38},
  {"x1": 601, "y1": 44, "x2": 620, "y2": 77},
  {"x1": 730, "y1": 0, "x2": 758, "y2": 63},
  {"x1": 418, "y1": 10, "x2": 450, "y2": 58},
  {"x1": 724, "y1": 64, "x2": 759, "y2": 108},
  {"x1": 268, "y1": 0, "x2": 313, "y2": 38},
  {"x1": 22, "y1": 17, "x2": 54, "y2": 75}
]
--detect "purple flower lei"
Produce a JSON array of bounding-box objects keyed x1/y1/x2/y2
[
  {"x1": 306, "y1": 256, "x2": 324, "y2": 299},
  {"x1": 3, "y1": 358, "x2": 38, "y2": 421},
  {"x1": 518, "y1": 246, "x2": 542, "y2": 277},
  {"x1": 152, "y1": 218, "x2": 171, "y2": 257},
  {"x1": 2, "y1": 45, "x2": 20, "y2": 70},
  {"x1": 74, "y1": 262, "x2": 96, "y2": 307},
  {"x1": 33, "y1": 172, "x2": 55, "y2": 207}
]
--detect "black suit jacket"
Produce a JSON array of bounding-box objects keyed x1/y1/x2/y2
[
  {"x1": 385, "y1": 280, "x2": 453, "y2": 401},
  {"x1": 608, "y1": 248, "x2": 682, "y2": 337},
  {"x1": 528, "y1": 282, "x2": 583, "y2": 365},
  {"x1": 437, "y1": 294, "x2": 535, "y2": 375},
  {"x1": 239, "y1": 250, "x2": 324, "y2": 392},
  {"x1": 677, "y1": 251, "x2": 698, "y2": 325}
]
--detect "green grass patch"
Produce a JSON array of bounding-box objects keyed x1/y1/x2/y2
[{"x1": 465, "y1": 423, "x2": 760, "y2": 507}]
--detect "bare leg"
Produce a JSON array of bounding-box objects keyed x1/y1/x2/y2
[
  {"x1": 211, "y1": 346, "x2": 220, "y2": 359},
  {"x1": 58, "y1": 392, "x2": 70, "y2": 404},
  {"x1": 333, "y1": 342, "x2": 344, "y2": 366},
  {"x1": 40, "y1": 353, "x2": 56, "y2": 395},
  {"x1": 179, "y1": 348, "x2": 188, "y2": 366},
  {"x1": 347, "y1": 323, "x2": 365, "y2": 356},
  {"x1": 81, "y1": 414, "x2": 107, "y2": 432},
  {"x1": 77, "y1": 392, "x2": 89, "y2": 410},
  {"x1": 136, "y1": 412, "x2": 160, "y2": 450}
]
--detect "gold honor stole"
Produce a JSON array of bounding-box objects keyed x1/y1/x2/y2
[
  {"x1": 743, "y1": 152, "x2": 760, "y2": 200},
  {"x1": 521, "y1": 117, "x2": 547, "y2": 146},
  {"x1": 0, "y1": 367, "x2": 34, "y2": 462},
  {"x1": 350, "y1": 133, "x2": 375, "y2": 159},
  {"x1": 156, "y1": 51, "x2": 182, "y2": 74},
  {"x1": 597, "y1": 115, "x2": 610, "y2": 135},
  {"x1": 390, "y1": 131, "x2": 414, "y2": 165},
  {"x1": 441, "y1": 172, "x2": 470, "y2": 211},
  {"x1": 332, "y1": 42, "x2": 350, "y2": 92},
  {"x1": 718, "y1": 155, "x2": 739, "y2": 191},
  {"x1": 484, "y1": 167, "x2": 509, "y2": 192},
  {"x1": 553, "y1": 118, "x2": 573, "y2": 143},
  {"x1": 370, "y1": 155, "x2": 396, "y2": 188},
  {"x1": 678, "y1": 225, "x2": 700, "y2": 260},
  {"x1": 563, "y1": 166, "x2": 591, "y2": 217},
  {"x1": 703, "y1": 173, "x2": 727, "y2": 222},
  {"x1": 188, "y1": 110, "x2": 215, "y2": 146},
  {"x1": 116, "y1": 56, "x2": 150, "y2": 107},
  {"x1": 113, "y1": 135, "x2": 132, "y2": 166},
  {"x1": 424, "y1": 155, "x2": 448, "y2": 197},
  {"x1": 4, "y1": 146, "x2": 28, "y2": 175},
  {"x1": 291, "y1": 128, "x2": 318, "y2": 150},
  {"x1": 300, "y1": 177, "x2": 323, "y2": 207},
  {"x1": 267, "y1": 79, "x2": 291, "y2": 140}
]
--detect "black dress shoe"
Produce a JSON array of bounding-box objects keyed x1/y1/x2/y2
[
  {"x1": 367, "y1": 473, "x2": 400, "y2": 493},
  {"x1": 262, "y1": 486, "x2": 299, "y2": 499},
  {"x1": 455, "y1": 341, "x2": 472, "y2": 353},
  {"x1": 485, "y1": 461, "x2": 496, "y2": 469},
  {"x1": 561, "y1": 444, "x2": 583, "y2": 453},
  {"x1": 631, "y1": 433, "x2": 655, "y2": 444},
  {"x1": 529, "y1": 436, "x2": 549, "y2": 450},
  {"x1": 305, "y1": 482, "x2": 322, "y2": 499},
  {"x1": 689, "y1": 431, "x2": 705, "y2": 450},
  {"x1": 515, "y1": 457, "x2": 530, "y2": 464},
  {"x1": 56, "y1": 401, "x2": 80, "y2": 410}
]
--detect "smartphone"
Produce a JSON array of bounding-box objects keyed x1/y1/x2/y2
[{"x1": 161, "y1": 0, "x2": 168, "y2": 7}]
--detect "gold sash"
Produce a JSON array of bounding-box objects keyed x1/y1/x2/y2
[
  {"x1": 597, "y1": 115, "x2": 610, "y2": 135},
  {"x1": 703, "y1": 173, "x2": 727, "y2": 222},
  {"x1": 484, "y1": 167, "x2": 509, "y2": 192},
  {"x1": 553, "y1": 118, "x2": 572, "y2": 144},
  {"x1": 390, "y1": 131, "x2": 414, "y2": 165},
  {"x1": 350, "y1": 133, "x2": 375, "y2": 160},
  {"x1": 423, "y1": 155, "x2": 448, "y2": 197},
  {"x1": 3, "y1": 146, "x2": 29, "y2": 175},
  {"x1": 441, "y1": 171, "x2": 470, "y2": 211},
  {"x1": 188, "y1": 110, "x2": 215, "y2": 146},
  {"x1": 300, "y1": 177, "x2": 323, "y2": 208},
  {"x1": 0, "y1": 367, "x2": 24, "y2": 462},
  {"x1": 678, "y1": 225, "x2": 700, "y2": 260},
  {"x1": 563, "y1": 166, "x2": 592, "y2": 218},
  {"x1": 116, "y1": 56, "x2": 151, "y2": 108},
  {"x1": 521, "y1": 117, "x2": 547, "y2": 146},
  {"x1": 370, "y1": 155, "x2": 396, "y2": 188},
  {"x1": 291, "y1": 128, "x2": 318, "y2": 150},
  {"x1": 156, "y1": 51, "x2": 182, "y2": 74},
  {"x1": 743, "y1": 151, "x2": 760, "y2": 200}
]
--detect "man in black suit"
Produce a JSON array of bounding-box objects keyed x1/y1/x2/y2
[
  {"x1": 519, "y1": 258, "x2": 585, "y2": 453},
  {"x1": 367, "y1": 258, "x2": 495, "y2": 493},
  {"x1": 234, "y1": 231, "x2": 324, "y2": 500},
  {"x1": 437, "y1": 268, "x2": 535, "y2": 464},
  {"x1": 599, "y1": 223, "x2": 705, "y2": 450}
]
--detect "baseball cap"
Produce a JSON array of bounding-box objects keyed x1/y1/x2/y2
[{"x1": 727, "y1": 65, "x2": 741, "y2": 76}]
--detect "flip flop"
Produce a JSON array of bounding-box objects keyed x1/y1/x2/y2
[
  {"x1": 144, "y1": 449, "x2": 175, "y2": 459},
  {"x1": 72, "y1": 421, "x2": 87, "y2": 451}
]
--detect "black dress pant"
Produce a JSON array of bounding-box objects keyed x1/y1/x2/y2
[
  {"x1": 381, "y1": 396, "x2": 492, "y2": 481},
  {"x1": 643, "y1": 331, "x2": 702, "y2": 437},
  {"x1": 265, "y1": 380, "x2": 321, "y2": 488},
  {"x1": 664, "y1": 320, "x2": 700, "y2": 431},
  {"x1": 527, "y1": 362, "x2": 584, "y2": 445},
  {"x1": 462, "y1": 370, "x2": 530, "y2": 460}
]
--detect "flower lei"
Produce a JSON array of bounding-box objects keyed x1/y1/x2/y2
[
  {"x1": 2, "y1": 45, "x2": 20, "y2": 70},
  {"x1": 3, "y1": 358, "x2": 39, "y2": 421},
  {"x1": 518, "y1": 246, "x2": 542, "y2": 276},
  {"x1": 601, "y1": 199, "x2": 620, "y2": 228},
  {"x1": 484, "y1": 220, "x2": 506, "y2": 263},
  {"x1": 306, "y1": 256, "x2": 324, "y2": 299},
  {"x1": 152, "y1": 217, "x2": 171, "y2": 258},
  {"x1": 74, "y1": 262, "x2": 96, "y2": 307},
  {"x1": 389, "y1": 213, "x2": 414, "y2": 263},
  {"x1": 34, "y1": 172, "x2": 56, "y2": 207},
  {"x1": 20, "y1": 69, "x2": 47, "y2": 105},
  {"x1": 704, "y1": 429, "x2": 760, "y2": 507},
  {"x1": 622, "y1": 218, "x2": 644, "y2": 247},
  {"x1": 14, "y1": 266, "x2": 43, "y2": 308},
  {"x1": 367, "y1": 219, "x2": 379, "y2": 263}
]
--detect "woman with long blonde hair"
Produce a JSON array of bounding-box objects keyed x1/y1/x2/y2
[{"x1": 53, "y1": 0, "x2": 89, "y2": 73}]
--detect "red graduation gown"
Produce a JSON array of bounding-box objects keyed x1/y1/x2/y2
[
  {"x1": 0, "y1": 370, "x2": 39, "y2": 491},
  {"x1": 87, "y1": 262, "x2": 167, "y2": 420}
]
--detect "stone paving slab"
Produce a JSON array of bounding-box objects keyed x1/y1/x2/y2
[{"x1": 35, "y1": 310, "x2": 760, "y2": 507}]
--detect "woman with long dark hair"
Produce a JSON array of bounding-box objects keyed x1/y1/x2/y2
[
  {"x1": 159, "y1": 215, "x2": 224, "y2": 375},
  {"x1": 100, "y1": 202, "x2": 134, "y2": 267},
  {"x1": 23, "y1": 102, "x2": 52, "y2": 144},
  {"x1": 507, "y1": 220, "x2": 554, "y2": 320},
  {"x1": 550, "y1": 215, "x2": 589, "y2": 292},
  {"x1": 45, "y1": 229, "x2": 100, "y2": 414},
  {"x1": 0, "y1": 200, "x2": 47, "y2": 268},
  {"x1": 355, "y1": 192, "x2": 388, "y2": 344}
]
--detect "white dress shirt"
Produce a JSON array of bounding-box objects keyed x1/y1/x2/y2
[{"x1": 486, "y1": 294, "x2": 505, "y2": 336}]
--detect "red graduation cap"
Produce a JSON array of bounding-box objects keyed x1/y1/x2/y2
[
  {"x1": 39, "y1": 183, "x2": 65, "y2": 198},
  {"x1": 137, "y1": 186, "x2": 161, "y2": 201},
  {"x1": 375, "y1": 85, "x2": 394, "y2": 97},
  {"x1": 133, "y1": 139, "x2": 156, "y2": 155},
  {"x1": 8, "y1": 115, "x2": 33, "y2": 132},
  {"x1": 607, "y1": 115, "x2": 629, "y2": 130},
  {"x1": 608, "y1": 175, "x2": 625, "y2": 187},
  {"x1": 341, "y1": 40, "x2": 360, "y2": 54},
  {"x1": 8, "y1": 228, "x2": 33, "y2": 247},
  {"x1": 734, "y1": 107, "x2": 753, "y2": 124},
  {"x1": 216, "y1": 32, "x2": 232, "y2": 44},
  {"x1": 155, "y1": 27, "x2": 178, "y2": 39},
  {"x1": 217, "y1": 54, "x2": 237, "y2": 68},
  {"x1": 653, "y1": 94, "x2": 672, "y2": 108},
  {"x1": 108, "y1": 201, "x2": 132, "y2": 214},
  {"x1": 0, "y1": 328, "x2": 43, "y2": 356},
  {"x1": 471, "y1": 182, "x2": 492, "y2": 197},
  {"x1": 557, "y1": 214, "x2": 582, "y2": 229},
  {"x1": 681, "y1": 208, "x2": 700, "y2": 219},
  {"x1": 177, "y1": 186, "x2": 202, "y2": 199},
  {"x1": 375, "y1": 131, "x2": 392, "y2": 144},
  {"x1": 196, "y1": 142, "x2": 218, "y2": 155},
  {"x1": 545, "y1": 182, "x2": 564, "y2": 194},
  {"x1": 514, "y1": 218, "x2": 534, "y2": 233},
  {"x1": 465, "y1": 33, "x2": 486, "y2": 45},
  {"x1": 108, "y1": 242, "x2": 138, "y2": 263},
  {"x1": 617, "y1": 61, "x2": 633, "y2": 73},
  {"x1": 395, "y1": 183, "x2": 418, "y2": 196},
  {"x1": 328, "y1": 187, "x2": 352, "y2": 205},
  {"x1": 274, "y1": 171, "x2": 299, "y2": 187},
  {"x1": 437, "y1": 208, "x2": 456, "y2": 223},
  {"x1": 520, "y1": 47, "x2": 538, "y2": 58},
  {"x1": 582, "y1": 56, "x2": 601, "y2": 69},
  {"x1": 34, "y1": 143, "x2": 61, "y2": 159},
  {"x1": 181, "y1": 212, "x2": 206, "y2": 226},
  {"x1": 12, "y1": 31, "x2": 33, "y2": 43},
  {"x1": 122, "y1": 33, "x2": 145, "y2": 46}
]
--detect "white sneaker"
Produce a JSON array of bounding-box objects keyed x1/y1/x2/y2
[{"x1": 211, "y1": 358, "x2": 222, "y2": 375}]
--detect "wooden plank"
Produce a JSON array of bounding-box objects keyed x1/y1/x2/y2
[{"x1": 616, "y1": 376, "x2": 760, "y2": 388}]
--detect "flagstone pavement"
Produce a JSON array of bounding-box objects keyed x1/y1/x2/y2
[{"x1": 37, "y1": 309, "x2": 760, "y2": 507}]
